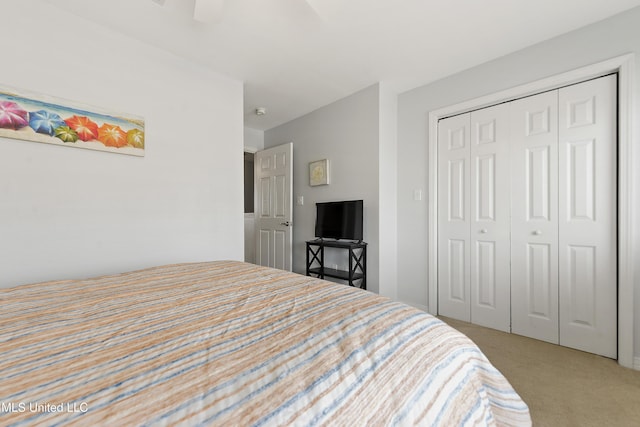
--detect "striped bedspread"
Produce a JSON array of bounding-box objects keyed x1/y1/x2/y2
[{"x1": 0, "y1": 261, "x2": 530, "y2": 426}]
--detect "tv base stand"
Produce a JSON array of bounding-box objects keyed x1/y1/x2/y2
[{"x1": 305, "y1": 239, "x2": 367, "y2": 289}]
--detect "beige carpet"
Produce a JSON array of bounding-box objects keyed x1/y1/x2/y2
[{"x1": 440, "y1": 317, "x2": 640, "y2": 427}]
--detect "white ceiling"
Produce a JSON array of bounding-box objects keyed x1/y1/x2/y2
[{"x1": 43, "y1": 0, "x2": 640, "y2": 130}]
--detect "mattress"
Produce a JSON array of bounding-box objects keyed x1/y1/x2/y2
[{"x1": 0, "y1": 261, "x2": 531, "y2": 426}]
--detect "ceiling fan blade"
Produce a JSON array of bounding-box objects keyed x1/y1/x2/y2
[{"x1": 193, "y1": 0, "x2": 225, "y2": 23}]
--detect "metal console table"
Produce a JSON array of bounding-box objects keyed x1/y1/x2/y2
[{"x1": 305, "y1": 239, "x2": 367, "y2": 290}]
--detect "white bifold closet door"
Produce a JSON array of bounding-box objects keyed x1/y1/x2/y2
[
  {"x1": 510, "y1": 90, "x2": 560, "y2": 344},
  {"x1": 558, "y1": 77, "x2": 617, "y2": 358},
  {"x1": 511, "y1": 75, "x2": 617, "y2": 358},
  {"x1": 439, "y1": 74, "x2": 617, "y2": 358},
  {"x1": 438, "y1": 103, "x2": 511, "y2": 332}
]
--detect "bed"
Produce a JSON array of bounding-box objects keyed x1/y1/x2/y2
[{"x1": 0, "y1": 261, "x2": 531, "y2": 426}]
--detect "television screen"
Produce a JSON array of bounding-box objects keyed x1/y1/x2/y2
[{"x1": 315, "y1": 200, "x2": 363, "y2": 241}]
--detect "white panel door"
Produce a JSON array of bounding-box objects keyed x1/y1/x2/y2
[
  {"x1": 558, "y1": 75, "x2": 617, "y2": 358},
  {"x1": 470, "y1": 104, "x2": 511, "y2": 332},
  {"x1": 255, "y1": 143, "x2": 293, "y2": 271},
  {"x1": 438, "y1": 114, "x2": 471, "y2": 321},
  {"x1": 510, "y1": 91, "x2": 560, "y2": 344}
]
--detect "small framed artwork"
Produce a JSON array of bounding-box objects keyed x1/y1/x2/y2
[{"x1": 309, "y1": 159, "x2": 330, "y2": 186}]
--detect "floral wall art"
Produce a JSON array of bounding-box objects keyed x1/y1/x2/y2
[
  {"x1": 309, "y1": 159, "x2": 330, "y2": 186},
  {"x1": 0, "y1": 85, "x2": 144, "y2": 156}
]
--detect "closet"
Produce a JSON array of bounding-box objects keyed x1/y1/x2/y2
[{"x1": 437, "y1": 75, "x2": 617, "y2": 358}]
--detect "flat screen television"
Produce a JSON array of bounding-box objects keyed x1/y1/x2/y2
[{"x1": 315, "y1": 200, "x2": 363, "y2": 241}]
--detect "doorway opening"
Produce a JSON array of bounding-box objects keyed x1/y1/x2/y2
[{"x1": 244, "y1": 151, "x2": 256, "y2": 264}]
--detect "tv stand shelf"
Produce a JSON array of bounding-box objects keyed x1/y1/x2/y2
[{"x1": 306, "y1": 239, "x2": 367, "y2": 289}]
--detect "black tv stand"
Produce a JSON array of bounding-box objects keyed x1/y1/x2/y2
[{"x1": 306, "y1": 239, "x2": 367, "y2": 289}]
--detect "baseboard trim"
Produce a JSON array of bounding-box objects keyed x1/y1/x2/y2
[{"x1": 633, "y1": 357, "x2": 640, "y2": 371}]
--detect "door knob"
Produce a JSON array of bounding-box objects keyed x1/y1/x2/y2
[
  {"x1": 479, "y1": 229, "x2": 488, "y2": 234},
  {"x1": 533, "y1": 230, "x2": 542, "y2": 235},
  {"x1": 280, "y1": 221, "x2": 292, "y2": 227}
]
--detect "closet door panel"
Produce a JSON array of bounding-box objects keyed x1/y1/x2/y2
[
  {"x1": 470, "y1": 104, "x2": 510, "y2": 332},
  {"x1": 510, "y1": 91, "x2": 559, "y2": 344},
  {"x1": 558, "y1": 75, "x2": 617, "y2": 358},
  {"x1": 438, "y1": 114, "x2": 471, "y2": 321}
]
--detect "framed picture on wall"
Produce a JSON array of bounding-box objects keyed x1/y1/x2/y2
[
  {"x1": 309, "y1": 159, "x2": 329, "y2": 186},
  {"x1": 0, "y1": 84, "x2": 145, "y2": 156}
]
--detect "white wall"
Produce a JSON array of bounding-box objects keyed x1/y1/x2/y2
[
  {"x1": 264, "y1": 85, "x2": 381, "y2": 293},
  {"x1": 244, "y1": 127, "x2": 265, "y2": 152},
  {"x1": 0, "y1": 0, "x2": 244, "y2": 287},
  {"x1": 378, "y1": 83, "x2": 398, "y2": 300},
  {"x1": 397, "y1": 7, "x2": 640, "y2": 354}
]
